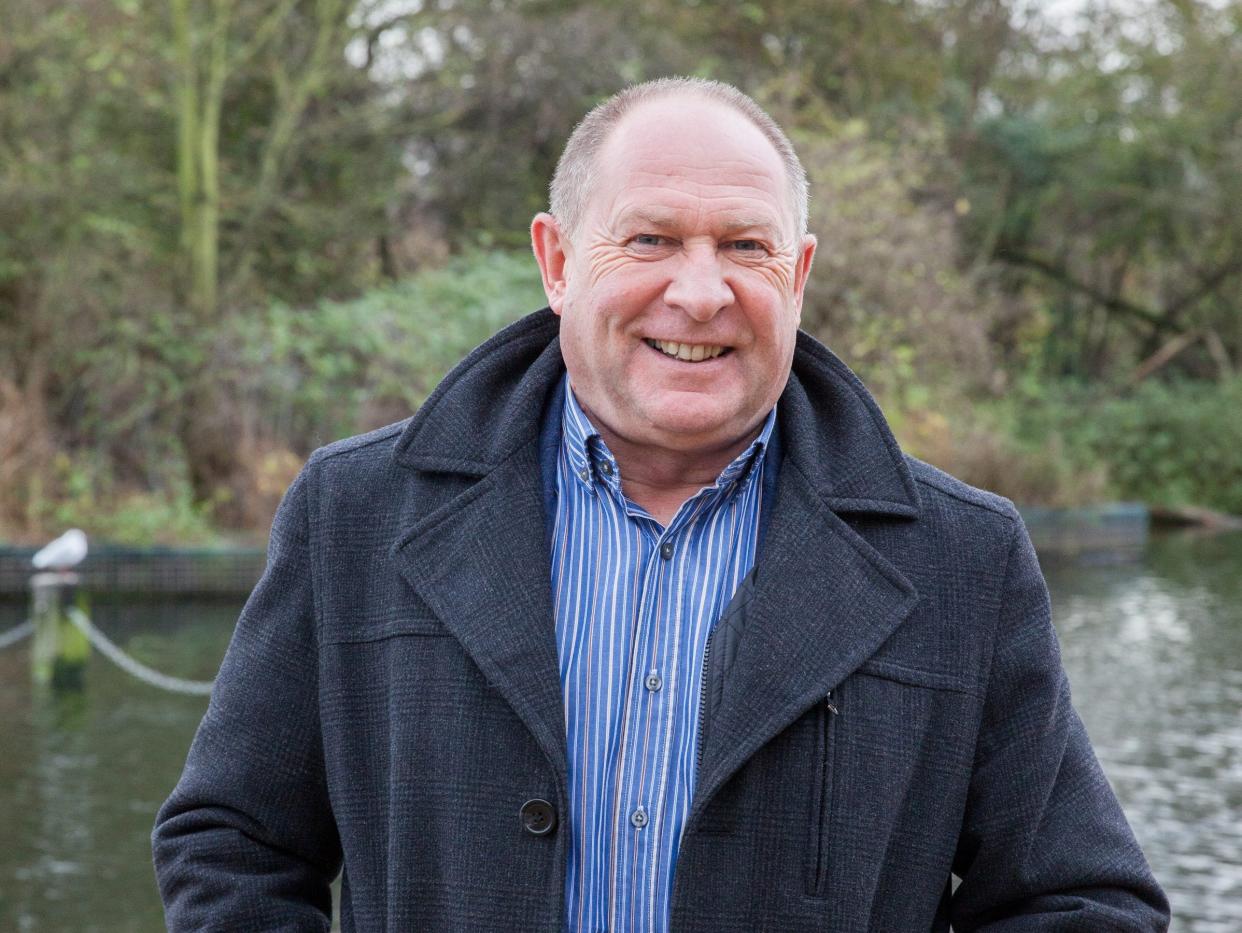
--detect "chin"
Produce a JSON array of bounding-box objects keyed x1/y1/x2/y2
[{"x1": 643, "y1": 409, "x2": 741, "y2": 447}]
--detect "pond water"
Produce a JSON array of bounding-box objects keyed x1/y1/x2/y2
[
  {"x1": 0, "y1": 531, "x2": 1239, "y2": 930},
  {"x1": 1049, "y1": 531, "x2": 1242, "y2": 930}
]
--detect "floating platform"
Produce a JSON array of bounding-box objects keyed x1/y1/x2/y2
[{"x1": 1018, "y1": 502, "x2": 1149, "y2": 561}]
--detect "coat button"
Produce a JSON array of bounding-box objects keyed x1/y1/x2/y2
[{"x1": 520, "y1": 798, "x2": 557, "y2": 836}]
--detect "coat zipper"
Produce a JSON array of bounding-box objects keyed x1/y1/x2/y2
[
  {"x1": 695, "y1": 629, "x2": 716, "y2": 773},
  {"x1": 807, "y1": 688, "x2": 840, "y2": 897}
]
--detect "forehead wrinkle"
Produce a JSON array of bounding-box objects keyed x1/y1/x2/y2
[
  {"x1": 621, "y1": 162, "x2": 785, "y2": 195},
  {"x1": 614, "y1": 173, "x2": 792, "y2": 230},
  {"x1": 615, "y1": 207, "x2": 680, "y2": 229},
  {"x1": 612, "y1": 180, "x2": 787, "y2": 214},
  {"x1": 590, "y1": 153, "x2": 794, "y2": 238}
]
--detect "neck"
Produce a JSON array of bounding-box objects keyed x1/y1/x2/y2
[{"x1": 586, "y1": 414, "x2": 766, "y2": 527}]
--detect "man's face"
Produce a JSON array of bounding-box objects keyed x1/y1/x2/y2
[{"x1": 532, "y1": 96, "x2": 816, "y2": 458}]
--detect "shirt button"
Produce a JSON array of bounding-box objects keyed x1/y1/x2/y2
[
  {"x1": 600, "y1": 461, "x2": 613, "y2": 476},
  {"x1": 578, "y1": 468, "x2": 590, "y2": 483},
  {"x1": 659, "y1": 541, "x2": 674, "y2": 560},
  {"x1": 645, "y1": 671, "x2": 662, "y2": 692},
  {"x1": 520, "y1": 798, "x2": 557, "y2": 836},
  {"x1": 630, "y1": 806, "x2": 648, "y2": 829}
]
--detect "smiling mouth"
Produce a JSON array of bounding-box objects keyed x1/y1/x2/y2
[{"x1": 644, "y1": 338, "x2": 732, "y2": 363}]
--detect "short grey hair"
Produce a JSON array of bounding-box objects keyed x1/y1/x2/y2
[{"x1": 549, "y1": 77, "x2": 809, "y2": 238}]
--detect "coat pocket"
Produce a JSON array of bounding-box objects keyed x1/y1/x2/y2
[
  {"x1": 804, "y1": 687, "x2": 841, "y2": 897},
  {"x1": 321, "y1": 615, "x2": 450, "y2": 645}
]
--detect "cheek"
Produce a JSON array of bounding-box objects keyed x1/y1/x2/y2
[
  {"x1": 736, "y1": 282, "x2": 800, "y2": 340},
  {"x1": 558, "y1": 297, "x2": 629, "y2": 378},
  {"x1": 592, "y1": 260, "x2": 665, "y2": 312}
]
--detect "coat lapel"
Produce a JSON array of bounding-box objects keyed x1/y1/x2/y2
[
  {"x1": 388, "y1": 313, "x2": 569, "y2": 788},
  {"x1": 391, "y1": 440, "x2": 568, "y2": 790},
  {"x1": 690, "y1": 343, "x2": 923, "y2": 823},
  {"x1": 690, "y1": 460, "x2": 919, "y2": 823}
]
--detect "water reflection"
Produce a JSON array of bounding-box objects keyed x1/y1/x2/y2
[
  {"x1": 0, "y1": 599, "x2": 235, "y2": 931},
  {"x1": 1049, "y1": 532, "x2": 1242, "y2": 930},
  {"x1": 0, "y1": 534, "x2": 1239, "y2": 930}
]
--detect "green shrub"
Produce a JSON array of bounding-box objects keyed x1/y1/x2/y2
[
  {"x1": 994, "y1": 378, "x2": 1242, "y2": 515},
  {"x1": 2, "y1": 252, "x2": 546, "y2": 544},
  {"x1": 226, "y1": 249, "x2": 546, "y2": 449},
  {"x1": 22, "y1": 451, "x2": 224, "y2": 547},
  {"x1": 1084, "y1": 380, "x2": 1242, "y2": 515}
]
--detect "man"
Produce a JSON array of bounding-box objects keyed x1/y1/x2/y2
[{"x1": 154, "y1": 78, "x2": 1169, "y2": 931}]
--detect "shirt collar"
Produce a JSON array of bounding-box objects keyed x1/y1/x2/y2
[
  {"x1": 559, "y1": 374, "x2": 776, "y2": 497},
  {"x1": 560, "y1": 378, "x2": 604, "y2": 493}
]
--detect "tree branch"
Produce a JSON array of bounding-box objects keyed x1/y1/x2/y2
[
  {"x1": 1165, "y1": 255, "x2": 1242, "y2": 320},
  {"x1": 1126, "y1": 329, "x2": 1201, "y2": 386},
  {"x1": 222, "y1": 0, "x2": 348, "y2": 299},
  {"x1": 234, "y1": 0, "x2": 301, "y2": 66},
  {"x1": 996, "y1": 247, "x2": 1174, "y2": 331}
]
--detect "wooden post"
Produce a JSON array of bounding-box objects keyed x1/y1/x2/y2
[{"x1": 30, "y1": 572, "x2": 90, "y2": 691}]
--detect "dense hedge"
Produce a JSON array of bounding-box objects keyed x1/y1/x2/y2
[
  {"x1": 1001, "y1": 380, "x2": 1242, "y2": 516},
  {"x1": 4, "y1": 252, "x2": 546, "y2": 545},
  {"x1": 227, "y1": 250, "x2": 546, "y2": 449}
]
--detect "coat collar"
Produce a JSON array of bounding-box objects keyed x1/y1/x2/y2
[
  {"x1": 389, "y1": 307, "x2": 922, "y2": 803},
  {"x1": 392, "y1": 310, "x2": 564, "y2": 477},
  {"x1": 393, "y1": 307, "x2": 921, "y2": 517}
]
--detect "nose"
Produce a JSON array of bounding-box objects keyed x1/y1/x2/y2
[{"x1": 663, "y1": 246, "x2": 734, "y2": 321}]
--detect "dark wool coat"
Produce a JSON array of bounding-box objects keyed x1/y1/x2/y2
[{"x1": 154, "y1": 309, "x2": 1169, "y2": 931}]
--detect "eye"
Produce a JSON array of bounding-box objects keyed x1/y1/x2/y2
[
  {"x1": 728, "y1": 239, "x2": 767, "y2": 254},
  {"x1": 629, "y1": 233, "x2": 668, "y2": 249}
]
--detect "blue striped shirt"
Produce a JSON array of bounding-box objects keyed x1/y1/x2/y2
[{"x1": 551, "y1": 379, "x2": 775, "y2": 933}]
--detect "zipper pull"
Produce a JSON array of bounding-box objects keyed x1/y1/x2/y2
[{"x1": 825, "y1": 690, "x2": 839, "y2": 717}]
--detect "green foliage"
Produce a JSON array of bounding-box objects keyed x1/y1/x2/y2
[
  {"x1": 795, "y1": 117, "x2": 1011, "y2": 405},
  {"x1": 989, "y1": 379, "x2": 1242, "y2": 515},
  {"x1": 21, "y1": 451, "x2": 223, "y2": 547},
  {"x1": 892, "y1": 393, "x2": 1112, "y2": 510},
  {"x1": 0, "y1": 251, "x2": 544, "y2": 544},
  {"x1": 953, "y1": 0, "x2": 1242, "y2": 382},
  {"x1": 225, "y1": 251, "x2": 546, "y2": 448},
  {"x1": 4, "y1": 0, "x2": 1241, "y2": 540}
]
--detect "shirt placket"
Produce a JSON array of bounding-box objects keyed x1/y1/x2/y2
[{"x1": 607, "y1": 490, "x2": 719, "y2": 933}]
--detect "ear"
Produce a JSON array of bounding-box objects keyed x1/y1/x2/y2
[
  {"x1": 531, "y1": 212, "x2": 571, "y2": 314},
  {"x1": 791, "y1": 233, "x2": 817, "y2": 319}
]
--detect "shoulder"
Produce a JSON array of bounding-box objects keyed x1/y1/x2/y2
[
  {"x1": 307, "y1": 419, "x2": 409, "y2": 470},
  {"x1": 313, "y1": 419, "x2": 410, "y2": 463},
  {"x1": 293, "y1": 419, "x2": 414, "y2": 520},
  {"x1": 905, "y1": 454, "x2": 1019, "y2": 525},
  {"x1": 897, "y1": 455, "x2": 1028, "y2": 573}
]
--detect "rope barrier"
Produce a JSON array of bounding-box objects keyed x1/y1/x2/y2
[
  {"x1": 65, "y1": 608, "x2": 215, "y2": 696},
  {"x1": 0, "y1": 619, "x2": 34, "y2": 651}
]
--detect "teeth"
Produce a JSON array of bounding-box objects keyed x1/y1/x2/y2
[{"x1": 647, "y1": 339, "x2": 727, "y2": 362}]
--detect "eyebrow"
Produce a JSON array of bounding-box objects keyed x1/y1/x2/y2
[
  {"x1": 616, "y1": 208, "x2": 782, "y2": 238},
  {"x1": 720, "y1": 217, "x2": 782, "y2": 237},
  {"x1": 616, "y1": 208, "x2": 679, "y2": 230}
]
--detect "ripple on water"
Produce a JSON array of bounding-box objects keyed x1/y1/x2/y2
[{"x1": 1049, "y1": 533, "x2": 1242, "y2": 932}]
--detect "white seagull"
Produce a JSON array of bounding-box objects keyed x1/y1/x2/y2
[{"x1": 32, "y1": 529, "x2": 89, "y2": 571}]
